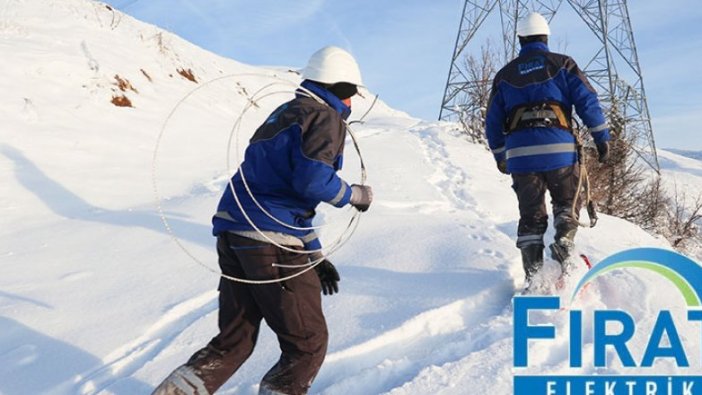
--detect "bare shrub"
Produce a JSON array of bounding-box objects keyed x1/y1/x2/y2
[
  {"x1": 113, "y1": 74, "x2": 138, "y2": 93},
  {"x1": 177, "y1": 68, "x2": 197, "y2": 83},
  {"x1": 665, "y1": 186, "x2": 702, "y2": 250},
  {"x1": 111, "y1": 94, "x2": 132, "y2": 107},
  {"x1": 636, "y1": 175, "x2": 668, "y2": 232},
  {"x1": 458, "y1": 41, "x2": 499, "y2": 145},
  {"x1": 155, "y1": 32, "x2": 166, "y2": 54},
  {"x1": 140, "y1": 68, "x2": 153, "y2": 82},
  {"x1": 585, "y1": 133, "x2": 645, "y2": 222}
]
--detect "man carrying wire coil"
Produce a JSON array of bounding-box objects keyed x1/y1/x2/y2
[{"x1": 152, "y1": 46, "x2": 373, "y2": 395}]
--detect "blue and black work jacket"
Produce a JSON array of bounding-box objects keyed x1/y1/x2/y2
[
  {"x1": 485, "y1": 42, "x2": 610, "y2": 173},
  {"x1": 212, "y1": 80, "x2": 353, "y2": 251}
]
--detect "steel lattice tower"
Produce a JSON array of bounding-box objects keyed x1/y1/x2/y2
[{"x1": 439, "y1": 0, "x2": 659, "y2": 171}]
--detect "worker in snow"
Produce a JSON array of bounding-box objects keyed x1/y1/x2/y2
[
  {"x1": 152, "y1": 46, "x2": 373, "y2": 395},
  {"x1": 485, "y1": 13, "x2": 610, "y2": 293}
]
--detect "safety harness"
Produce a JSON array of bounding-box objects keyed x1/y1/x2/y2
[
  {"x1": 505, "y1": 101, "x2": 572, "y2": 134},
  {"x1": 505, "y1": 100, "x2": 598, "y2": 228}
]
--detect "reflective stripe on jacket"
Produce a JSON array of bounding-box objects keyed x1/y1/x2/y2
[{"x1": 485, "y1": 42, "x2": 610, "y2": 173}]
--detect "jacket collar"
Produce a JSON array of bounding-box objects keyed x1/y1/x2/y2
[
  {"x1": 298, "y1": 80, "x2": 352, "y2": 120},
  {"x1": 519, "y1": 41, "x2": 549, "y2": 56}
]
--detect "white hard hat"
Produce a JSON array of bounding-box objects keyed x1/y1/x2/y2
[
  {"x1": 517, "y1": 12, "x2": 551, "y2": 37},
  {"x1": 301, "y1": 46, "x2": 363, "y2": 86}
]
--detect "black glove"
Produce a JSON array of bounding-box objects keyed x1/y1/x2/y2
[
  {"x1": 314, "y1": 259, "x2": 340, "y2": 295},
  {"x1": 350, "y1": 184, "x2": 373, "y2": 212},
  {"x1": 596, "y1": 141, "x2": 610, "y2": 163},
  {"x1": 497, "y1": 160, "x2": 509, "y2": 174}
]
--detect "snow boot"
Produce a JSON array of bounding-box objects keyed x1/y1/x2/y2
[
  {"x1": 151, "y1": 365, "x2": 210, "y2": 395},
  {"x1": 549, "y1": 239, "x2": 571, "y2": 263},
  {"x1": 520, "y1": 244, "x2": 544, "y2": 293},
  {"x1": 550, "y1": 237, "x2": 575, "y2": 278},
  {"x1": 552, "y1": 218, "x2": 577, "y2": 266}
]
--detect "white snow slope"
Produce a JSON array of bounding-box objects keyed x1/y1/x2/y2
[{"x1": 2, "y1": 1, "x2": 702, "y2": 394}]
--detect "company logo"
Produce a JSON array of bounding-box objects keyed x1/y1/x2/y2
[
  {"x1": 513, "y1": 248, "x2": 702, "y2": 395},
  {"x1": 518, "y1": 56, "x2": 545, "y2": 75}
]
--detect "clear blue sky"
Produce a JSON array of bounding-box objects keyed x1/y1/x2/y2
[{"x1": 105, "y1": 0, "x2": 702, "y2": 150}]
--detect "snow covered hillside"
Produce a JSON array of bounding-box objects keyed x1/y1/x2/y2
[
  {"x1": 659, "y1": 149, "x2": 702, "y2": 204},
  {"x1": 665, "y1": 149, "x2": 702, "y2": 162},
  {"x1": 2, "y1": 1, "x2": 702, "y2": 394}
]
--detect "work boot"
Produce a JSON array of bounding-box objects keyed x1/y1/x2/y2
[
  {"x1": 552, "y1": 216, "x2": 577, "y2": 264},
  {"x1": 521, "y1": 244, "x2": 544, "y2": 292},
  {"x1": 550, "y1": 236, "x2": 575, "y2": 278},
  {"x1": 151, "y1": 365, "x2": 210, "y2": 395}
]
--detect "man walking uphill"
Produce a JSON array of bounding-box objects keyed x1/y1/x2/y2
[
  {"x1": 152, "y1": 46, "x2": 373, "y2": 395},
  {"x1": 485, "y1": 13, "x2": 610, "y2": 293}
]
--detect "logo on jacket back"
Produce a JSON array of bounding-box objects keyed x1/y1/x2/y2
[{"x1": 518, "y1": 56, "x2": 545, "y2": 75}]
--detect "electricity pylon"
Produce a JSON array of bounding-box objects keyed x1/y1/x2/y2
[{"x1": 439, "y1": 0, "x2": 659, "y2": 171}]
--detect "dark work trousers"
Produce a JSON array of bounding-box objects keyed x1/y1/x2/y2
[
  {"x1": 512, "y1": 164, "x2": 581, "y2": 249},
  {"x1": 183, "y1": 233, "x2": 327, "y2": 395}
]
